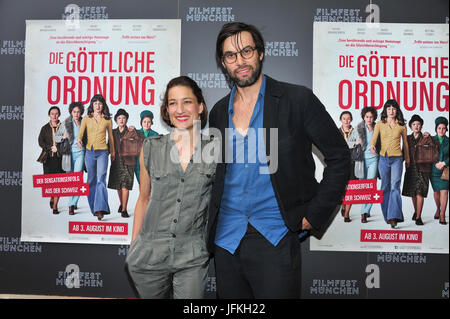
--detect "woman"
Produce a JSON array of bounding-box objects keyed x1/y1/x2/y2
[
  {"x1": 38, "y1": 106, "x2": 64, "y2": 214},
  {"x1": 126, "y1": 76, "x2": 216, "y2": 299},
  {"x1": 107, "y1": 109, "x2": 135, "y2": 218},
  {"x1": 430, "y1": 116, "x2": 449, "y2": 225},
  {"x1": 401, "y1": 115, "x2": 433, "y2": 226},
  {"x1": 339, "y1": 111, "x2": 360, "y2": 222},
  {"x1": 356, "y1": 106, "x2": 379, "y2": 223},
  {"x1": 370, "y1": 99, "x2": 409, "y2": 228},
  {"x1": 54, "y1": 102, "x2": 86, "y2": 215},
  {"x1": 77, "y1": 94, "x2": 115, "y2": 221},
  {"x1": 134, "y1": 110, "x2": 159, "y2": 184}
]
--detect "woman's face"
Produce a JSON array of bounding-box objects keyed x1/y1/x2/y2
[
  {"x1": 410, "y1": 121, "x2": 422, "y2": 134},
  {"x1": 71, "y1": 107, "x2": 81, "y2": 121},
  {"x1": 49, "y1": 109, "x2": 60, "y2": 122},
  {"x1": 116, "y1": 115, "x2": 127, "y2": 128},
  {"x1": 167, "y1": 85, "x2": 204, "y2": 130},
  {"x1": 142, "y1": 117, "x2": 152, "y2": 131},
  {"x1": 386, "y1": 106, "x2": 397, "y2": 119},
  {"x1": 437, "y1": 123, "x2": 447, "y2": 137},
  {"x1": 340, "y1": 113, "x2": 352, "y2": 128},
  {"x1": 364, "y1": 112, "x2": 375, "y2": 126},
  {"x1": 93, "y1": 100, "x2": 103, "y2": 114}
]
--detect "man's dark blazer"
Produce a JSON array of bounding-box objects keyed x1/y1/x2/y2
[{"x1": 206, "y1": 75, "x2": 350, "y2": 254}]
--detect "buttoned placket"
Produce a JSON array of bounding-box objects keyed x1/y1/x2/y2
[{"x1": 167, "y1": 145, "x2": 197, "y2": 266}]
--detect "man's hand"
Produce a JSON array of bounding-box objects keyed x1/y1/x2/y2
[{"x1": 302, "y1": 217, "x2": 313, "y2": 231}]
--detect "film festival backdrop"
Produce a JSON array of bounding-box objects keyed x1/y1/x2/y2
[{"x1": 0, "y1": 0, "x2": 448, "y2": 299}]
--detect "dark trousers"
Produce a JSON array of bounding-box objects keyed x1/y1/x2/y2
[{"x1": 214, "y1": 226, "x2": 301, "y2": 299}]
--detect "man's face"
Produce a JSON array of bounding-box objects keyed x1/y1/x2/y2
[{"x1": 221, "y1": 31, "x2": 263, "y2": 88}]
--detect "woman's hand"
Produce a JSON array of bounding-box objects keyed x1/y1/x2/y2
[
  {"x1": 63, "y1": 132, "x2": 69, "y2": 139},
  {"x1": 370, "y1": 145, "x2": 376, "y2": 155},
  {"x1": 355, "y1": 138, "x2": 362, "y2": 145},
  {"x1": 128, "y1": 126, "x2": 136, "y2": 131},
  {"x1": 436, "y1": 161, "x2": 445, "y2": 170},
  {"x1": 51, "y1": 145, "x2": 58, "y2": 153},
  {"x1": 111, "y1": 153, "x2": 115, "y2": 162}
]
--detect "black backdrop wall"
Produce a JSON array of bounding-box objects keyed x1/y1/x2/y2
[{"x1": 0, "y1": 0, "x2": 448, "y2": 299}]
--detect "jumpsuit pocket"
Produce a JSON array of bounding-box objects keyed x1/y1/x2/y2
[
  {"x1": 192, "y1": 237, "x2": 209, "y2": 260},
  {"x1": 127, "y1": 238, "x2": 170, "y2": 270},
  {"x1": 196, "y1": 164, "x2": 216, "y2": 197},
  {"x1": 125, "y1": 236, "x2": 142, "y2": 267},
  {"x1": 150, "y1": 170, "x2": 169, "y2": 201}
]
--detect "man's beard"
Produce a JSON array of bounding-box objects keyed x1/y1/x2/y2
[{"x1": 228, "y1": 60, "x2": 262, "y2": 88}]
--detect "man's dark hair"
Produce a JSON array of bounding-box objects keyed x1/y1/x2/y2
[{"x1": 215, "y1": 22, "x2": 265, "y2": 79}]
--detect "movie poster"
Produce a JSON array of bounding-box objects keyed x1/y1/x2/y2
[
  {"x1": 21, "y1": 19, "x2": 180, "y2": 244},
  {"x1": 311, "y1": 22, "x2": 449, "y2": 253}
]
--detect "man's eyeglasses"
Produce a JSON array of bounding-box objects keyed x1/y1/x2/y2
[{"x1": 222, "y1": 46, "x2": 258, "y2": 64}]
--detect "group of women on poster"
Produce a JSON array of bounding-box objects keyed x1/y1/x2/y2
[
  {"x1": 339, "y1": 100, "x2": 449, "y2": 227},
  {"x1": 38, "y1": 95, "x2": 158, "y2": 219}
]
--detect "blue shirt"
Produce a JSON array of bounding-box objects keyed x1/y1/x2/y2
[
  {"x1": 364, "y1": 125, "x2": 377, "y2": 159},
  {"x1": 72, "y1": 119, "x2": 85, "y2": 153},
  {"x1": 214, "y1": 76, "x2": 289, "y2": 254}
]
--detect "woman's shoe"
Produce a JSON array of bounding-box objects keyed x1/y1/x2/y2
[
  {"x1": 415, "y1": 217, "x2": 423, "y2": 225},
  {"x1": 412, "y1": 212, "x2": 417, "y2": 221},
  {"x1": 388, "y1": 219, "x2": 397, "y2": 228},
  {"x1": 53, "y1": 209, "x2": 59, "y2": 214},
  {"x1": 434, "y1": 212, "x2": 440, "y2": 219},
  {"x1": 69, "y1": 206, "x2": 75, "y2": 215},
  {"x1": 121, "y1": 210, "x2": 129, "y2": 218},
  {"x1": 344, "y1": 217, "x2": 351, "y2": 223},
  {"x1": 361, "y1": 213, "x2": 368, "y2": 223},
  {"x1": 94, "y1": 211, "x2": 104, "y2": 221},
  {"x1": 118, "y1": 205, "x2": 122, "y2": 213},
  {"x1": 439, "y1": 218, "x2": 447, "y2": 225},
  {"x1": 50, "y1": 199, "x2": 54, "y2": 209}
]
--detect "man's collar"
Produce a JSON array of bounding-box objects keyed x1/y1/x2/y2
[{"x1": 228, "y1": 75, "x2": 266, "y2": 114}]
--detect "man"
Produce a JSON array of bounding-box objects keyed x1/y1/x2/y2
[{"x1": 207, "y1": 22, "x2": 350, "y2": 298}]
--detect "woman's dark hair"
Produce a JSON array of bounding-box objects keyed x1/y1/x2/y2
[
  {"x1": 435, "y1": 116, "x2": 448, "y2": 133},
  {"x1": 380, "y1": 99, "x2": 405, "y2": 126},
  {"x1": 160, "y1": 76, "x2": 208, "y2": 129},
  {"x1": 361, "y1": 106, "x2": 378, "y2": 121},
  {"x1": 68, "y1": 102, "x2": 85, "y2": 116},
  {"x1": 215, "y1": 22, "x2": 265, "y2": 73},
  {"x1": 339, "y1": 111, "x2": 353, "y2": 121},
  {"x1": 87, "y1": 94, "x2": 111, "y2": 120},
  {"x1": 408, "y1": 114, "x2": 424, "y2": 129},
  {"x1": 48, "y1": 106, "x2": 60, "y2": 116},
  {"x1": 140, "y1": 115, "x2": 153, "y2": 127}
]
